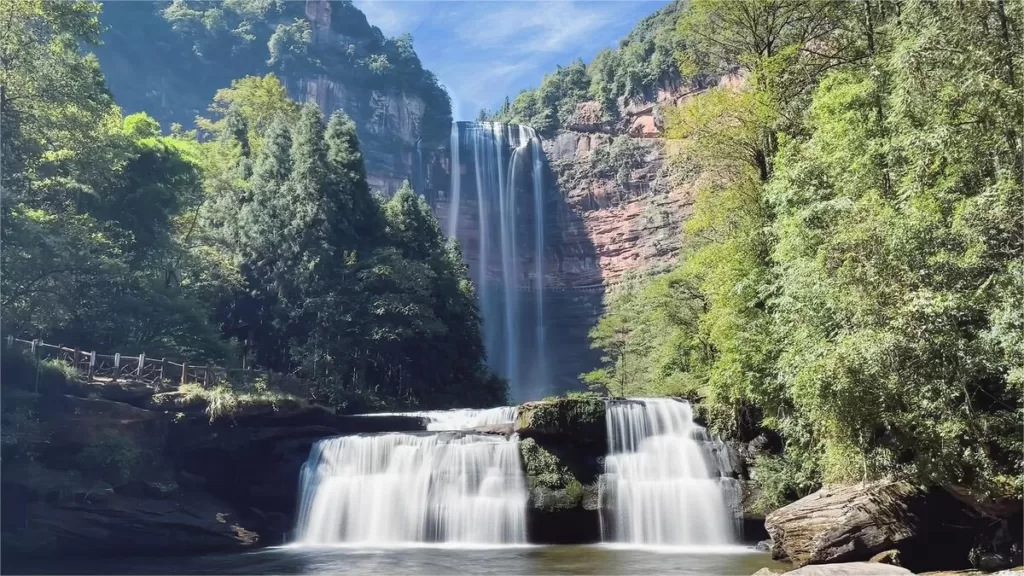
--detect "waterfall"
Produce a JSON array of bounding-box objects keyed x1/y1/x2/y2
[
  {"x1": 447, "y1": 121, "x2": 550, "y2": 402},
  {"x1": 530, "y1": 136, "x2": 548, "y2": 401},
  {"x1": 361, "y1": 406, "x2": 519, "y2": 431},
  {"x1": 294, "y1": 432, "x2": 528, "y2": 546},
  {"x1": 599, "y1": 398, "x2": 738, "y2": 547}
]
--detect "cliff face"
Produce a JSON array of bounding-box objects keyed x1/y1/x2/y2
[
  {"x1": 94, "y1": 0, "x2": 451, "y2": 198},
  {"x1": 544, "y1": 128, "x2": 691, "y2": 287}
]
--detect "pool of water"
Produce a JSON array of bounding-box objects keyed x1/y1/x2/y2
[{"x1": 10, "y1": 544, "x2": 789, "y2": 575}]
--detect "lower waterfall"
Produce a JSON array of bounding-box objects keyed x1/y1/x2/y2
[
  {"x1": 362, "y1": 406, "x2": 518, "y2": 431},
  {"x1": 294, "y1": 432, "x2": 528, "y2": 546},
  {"x1": 600, "y1": 398, "x2": 738, "y2": 547}
]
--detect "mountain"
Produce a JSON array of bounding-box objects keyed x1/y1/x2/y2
[{"x1": 94, "y1": 0, "x2": 451, "y2": 195}]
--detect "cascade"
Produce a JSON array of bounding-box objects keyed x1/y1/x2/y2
[
  {"x1": 600, "y1": 398, "x2": 738, "y2": 547},
  {"x1": 362, "y1": 406, "x2": 518, "y2": 431},
  {"x1": 447, "y1": 121, "x2": 550, "y2": 403},
  {"x1": 294, "y1": 432, "x2": 528, "y2": 546}
]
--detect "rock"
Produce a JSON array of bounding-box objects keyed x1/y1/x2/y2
[
  {"x1": 2, "y1": 491, "x2": 256, "y2": 558},
  {"x1": 470, "y1": 422, "x2": 514, "y2": 436},
  {"x1": 1, "y1": 460, "x2": 254, "y2": 559},
  {"x1": 144, "y1": 481, "x2": 179, "y2": 499},
  {"x1": 516, "y1": 396, "x2": 606, "y2": 449},
  {"x1": 971, "y1": 550, "x2": 1014, "y2": 572},
  {"x1": 782, "y1": 563, "x2": 914, "y2": 575},
  {"x1": 870, "y1": 550, "x2": 902, "y2": 565},
  {"x1": 755, "y1": 539, "x2": 772, "y2": 552},
  {"x1": 765, "y1": 481, "x2": 980, "y2": 572},
  {"x1": 752, "y1": 568, "x2": 781, "y2": 576},
  {"x1": 83, "y1": 380, "x2": 156, "y2": 407},
  {"x1": 42, "y1": 395, "x2": 165, "y2": 450},
  {"x1": 766, "y1": 481, "x2": 922, "y2": 565},
  {"x1": 566, "y1": 101, "x2": 609, "y2": 133}
]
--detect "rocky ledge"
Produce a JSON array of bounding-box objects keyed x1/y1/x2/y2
[{"x1": 0, "y1": 376, "x2": 430, "y2": 565}]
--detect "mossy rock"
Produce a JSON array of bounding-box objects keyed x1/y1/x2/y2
[
  {"x1": 520, "y1": 437, "x2": 579, "y2": 491},
  {"x1": 515, "y1": 395, "x2": 606, "y2": 448}
]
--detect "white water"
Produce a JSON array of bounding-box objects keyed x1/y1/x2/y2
[
  {"x1": 363, "y1": 406, "x2": 518, "y2": 431},
  {"x1": 600, "y1": 398, "x2": 738, "y2": 547},
  {"x1": 294, "y1": 432, "x2": 528, "y2": 546},
  {"x1": 447, "y1": 121, "x2": 550, "y2": 402}
]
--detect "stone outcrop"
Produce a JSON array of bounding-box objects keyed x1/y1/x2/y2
[
  {"x1": 0, "y1": 378, "x2": 430, "y2": 563},
  {"x1": 765, "y1": 481, "x2": 985, "y2": 572}
]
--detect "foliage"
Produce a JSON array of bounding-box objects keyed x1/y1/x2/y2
[
  {"x1": 586, "y1": 0, "x2": 1023, "y2": 505},
  {"x1": 93, "y1": 0, "x2": 453, "y2": 147},
  {"x1": 2, "y1": 2, "x2": 502, "y2": 416},
  {"x1": 172, "y1": 382, "x2": 301, "y2": 422},
  {"x1": 488, "y1": 2, "x2": 690, "y2": 135}
]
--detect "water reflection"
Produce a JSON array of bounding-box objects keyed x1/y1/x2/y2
[{"x1": 10, "y1": 545, "x2": 789, "y2": 575}]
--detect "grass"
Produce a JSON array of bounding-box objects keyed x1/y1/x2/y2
[
  {"x1": 39, "y1": 358, "x2": 82, "y2": 382},
  {"x1": 170, "y1": 381, "x2": 303, "y2": 422}
]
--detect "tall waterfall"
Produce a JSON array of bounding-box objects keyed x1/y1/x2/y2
[
  {"x1": 447, "y1": 121, "x2": 549, "y2": 403},
  {"x1": 294, "y1": 432, "x2": 528, "y2": 546},
  {"x1": 600, "y1": 398, "x2": 738, "y2": 547}
]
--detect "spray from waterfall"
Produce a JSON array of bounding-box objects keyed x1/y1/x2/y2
[
  {"x1": 447, "y1": 122, "x2": 551, "y2": 402},
  {"x1": 599, "y1": 398, "x2": 739, "y2": 547}
]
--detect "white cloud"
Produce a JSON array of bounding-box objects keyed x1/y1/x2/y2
[
  {"x1": 456, "y1": 1, "x2": 627, "y2": 55},
  {"x1": 352, "y1": 0, "x2": 428, "y2": 36}
]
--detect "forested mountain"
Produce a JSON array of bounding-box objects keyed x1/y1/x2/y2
[
  {"x1": 568, "y1": 0, "x2": 1023, "y2": 510},
  {"x1": 487, "y1": 1, "x2": 694, "y2": 136},
  {"x1": 1, "y1": 0, "x2": 503, "y2": 411},
  {"x1": 93, "y1": 0, "x2": 452, "y2": 195}
]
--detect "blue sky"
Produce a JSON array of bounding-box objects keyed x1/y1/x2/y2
[{"x1": 353, "y1": 0, "x2": 671, "y2": 120}]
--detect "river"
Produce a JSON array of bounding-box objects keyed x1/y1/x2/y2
[{"x1": 16, "y1": 545, "x2": 787, "y2": 575}]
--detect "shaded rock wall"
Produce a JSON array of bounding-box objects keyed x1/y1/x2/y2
[{"x1": 0, "y1": 373, "x2": 429, "y2": 565}]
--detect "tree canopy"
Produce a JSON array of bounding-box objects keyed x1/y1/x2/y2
[
  {"x1": 584, "y1": 0, "x2": 1023, "y2": 509},
  {"x1": 1, "y1": 0, "x2": 504, "y2": 412}
]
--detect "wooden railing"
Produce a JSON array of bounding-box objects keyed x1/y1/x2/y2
[{"x1": 5, "y1": 336, "x2": 298, "y2": 393}]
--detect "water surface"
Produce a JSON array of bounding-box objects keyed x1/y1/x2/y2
[{"x1": 13, "y1": 545, "x2": 788, "y2": 575}]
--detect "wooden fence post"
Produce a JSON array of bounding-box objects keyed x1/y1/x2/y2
[
  {"x1": 32, "y1": 339, "x2": 39, "y2": 393},
  {"x1": 159, "y1": 358, "x2": 167, "y2": 386},
  {"x1": 113, "y1": 353, "x2": 121, "y2": 381},
  {"x1": 88, "y1": 351, "x2": 95, "y2": 381},
  {"x1": 204, "y1": 363, "x2": 211, "y2": 387},
  {"x1": 5, "y1": 335, "x2": 12, "y2": 349},
  {"x1": 73, "y1": 347, "x2": 80, "y2": 374},
  {"x1": 181, "y1": 361, "x2": 188, "y2": 386},
  {"x1": 137, "y1": 353, "x2": 145, "y2": 380}
]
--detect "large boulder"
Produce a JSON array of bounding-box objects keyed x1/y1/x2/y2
[{"x1": 765, "y1": 481, "x2": 981, "y2": 572}]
